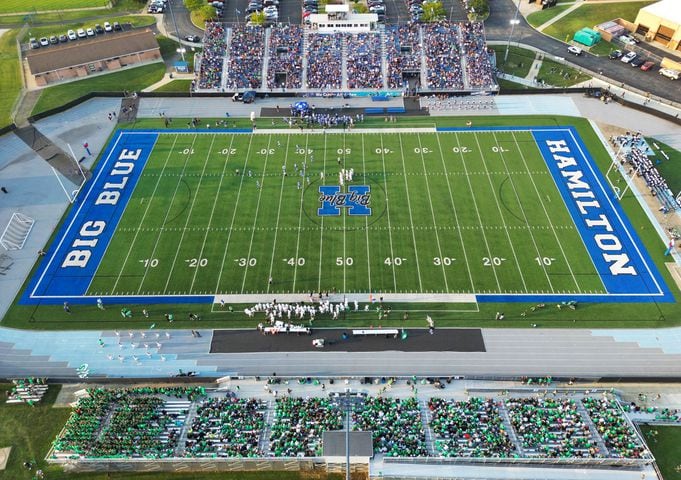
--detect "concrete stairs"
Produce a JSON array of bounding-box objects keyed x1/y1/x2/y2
[
  {"x1": 576, "y1": 399, "x2": 610, "y2": 457},
  {"x1": 258, "y1": 399, "x2": 275, "y2": 455},
  {"x1": 301, "y1": 31, "x2": 309, "y2": 89},
  {"x1": 458, "y1": 25, "x2": 470, "y2": 89},
  {"x1": 262, "y1": 28, "x2": 271, "y2": 90},
  {"x1": 379, "y1": 28, "x2": 389, "y2": 90},
  {"x1": 221, "y1": 27, "x2": 232, "y2": 91},
  {"x1": 341, "y1": 34, "x2": 348, "y2": 91},
  {"x1": 418, "y1": 399, "x2": 437, "y2": 456},
  {"x1": 173, "y1": 399, "x2": 199, "y2": 457},
  {"x1": 418, "y1": 25, "x2": 428, "y2": 90},
  {"x1": 498, "y1": 400, "x2": 525, "y2": 456}
]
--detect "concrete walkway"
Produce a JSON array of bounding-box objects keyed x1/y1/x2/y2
[{"x1": 535, "y1": 1, "x2": 582, "y2": 32}]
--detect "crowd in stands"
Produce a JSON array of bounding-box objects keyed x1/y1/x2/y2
[
  {"x1": 352, "y1": 397, "x2": 427, "y2": 457},
  {"x1": 267, "y1": 25, "x2": 304, "y2": 89},
  {"x1": 197, "y1": 23, "x2": 227, "y2": 90},
  {"x1": 306, "y1": 34, "x2": 343, "y2": 90},
  {"x1": 428, "y1": 397, "x2": 515, "y2": 457},
  {"x1": 385, "y1": 24, "x2": 423, "y2": 90},
  {"x1": 6, "y1": 377, "x2": 48, "y2": 405},
  {"x1": 624, "y1": 147, "x2": 680, "y2": 211},
  {"x1": 423, "y1": 22, "x2": 464, "y2": 90},
  {"x1": 269, "y1": 397, "x2": 343, "y2": 456},
  {"x1": 506, "y1": 397, "x2": 599, "y2": 458},
  {"x1": 460, "y1": 22, "x2": 496, "y2": 89},
  {"x1": 582, "y1": 397, "x2": 647, "y2": 458},
  {"x1": 346, "y1": 33, "x2": 384, "y2": 89},
  {"x1": 53, "y1": 387, "x2": 205, "y2": 458},
  {"x1": 185, "y1": 395, "x2": 266, "y2": 457},
  {"x1": 226, "y1": 25, "x2": 265, "y2": 90}
]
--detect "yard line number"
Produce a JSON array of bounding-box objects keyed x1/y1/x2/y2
[
  {"x1": 433, "y1": 256, "x2": 455, "y2": 266},
  {"x1": 139, "y1": 258, "x2": 158, "y2": 268},
  {"x1": 491, "y1": 146, "x2": 509, "y2": 153},
  {"x1": 451, "y1": 146, "x2": 470, "y2": 153},
  {"x1": 186, "y1": 258, "x2": 208, "y2": 267},
  {"x1": 384, "y1": 257, "x2": 406, "y2": 266},
  {"x1": 235, "y1": 257, "x2": 257, "y2": 267},
  {"x1": 284, "y1": 257, "x2": 305, "y2": 266},
  {"x1": 336, "y1": 257, "x2": 353, "y2": 266},
  {"x1": 483, "y1": 256, "x2": 506, "y2": 266},
  {"x1": 535, "y1": 256, "x2": 555, "y2": 266},
  {"x1": 221, "y1": 148, "x2": 237, "y2": 155}
]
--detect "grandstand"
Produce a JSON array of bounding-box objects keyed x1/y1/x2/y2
[{"x1": 194, "y1": 21, "x2": 497, "y2": 94}]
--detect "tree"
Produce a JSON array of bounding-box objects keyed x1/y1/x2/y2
[
  {"x1": 249, "y1": 10, "x2": 266, "y2": 25},
  {"x1": 194, "y1": 5, "x2": 217, "y2": 23},
  {"x1": 184, "y1": 0, "x2": 204, "y2": 11},
  {"x1": 468, "y1": 0, "x2": 489, "y2": 21},
  {"x1": 421, "y1": 1, "x2": 446, "y2": 22}
]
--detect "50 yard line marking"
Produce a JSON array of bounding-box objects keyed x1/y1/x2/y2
[
  {"x1": 416, "y1": 133, "x2": 449, "y2": 292},
  {"x1": 137, "y1": 134, "x2": 200, "y2": 293},
  {"x1": 267, "y1": 134, "x2": 290, "y2": 295},
  {"x1": 189, "y1": 134, "x2": 236, "y2": 293},
  {"x1": 291, "y1": 134, "x2": 309, "y2": 292},
  {"x1": 213, "y1": 134, "x2": 254, "y2": 294},
  {"x1": 162, "y1": 134, "x2": 217, "y2": 294},
  {"x1": 317, "y1": 133, "x2": 327, "y2": 293},
  {"x1": 473, "y1": 131, "x2": 528, "y2": 292},
  {"x1": 241, "y1": 135, "x2": 273, "y2": 293},
  {"x1": 397, "y1": 133, "x2": 423, "y2": 291},
  {"x1": 109, "y1": 134, "x2": 180, "y2": 294},
  {"x1": 361, "y1": 133, "x2": 371, "y2": 294}
]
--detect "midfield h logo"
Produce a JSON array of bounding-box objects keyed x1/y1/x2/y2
[{"x1": 318, "y1": 185, "x2": 372, "y2": 216}]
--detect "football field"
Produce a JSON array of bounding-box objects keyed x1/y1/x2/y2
[{"x1": 23, "y1": 126, "x2": 671, "y2": 304}]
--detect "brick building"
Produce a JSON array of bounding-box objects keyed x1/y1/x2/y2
[{"x1": 27, "y1": 29, "x2": 161, "y2": 86}]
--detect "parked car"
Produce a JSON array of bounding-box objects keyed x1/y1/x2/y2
[
  {"x1": 630, "y1": 56, "x2": 645, "y2": 68},
  {"x1": 608, "y1": 49, "x2": 623, "y2": 60},
  {"x1": 49, "y1": 35, "x2": 59, "y2": 45},
  {"x1": 640, "y1": 61, "x2": 655, "y2": 71},
  {"x1": 620, "y1": 51, "x2": 637, "y2": 63},
  {"x1": 95, "y1": 24, "x2": 104, "y2": 34},
  {"x1": 29, "y1": 37, "x2": 39, "y2": 49},
  {"x1": 113, "y1": 22, "x2": 122, "y2": 31},
  {"x1": 77, "y1": 28, "x2": 87, "y2": 38},
  {"x1": 58, "y1": 34, "x2": 68, "y2": 43},
  {"x1": 104, "y1": 21, "x2": 112, "y2": 32},
  {"x1": 67, "y1": 29, "x2": 77, "y2": 40},
  {"x1": 39, "y1": 37, "x2": 49, "y2": 46},
  {"x1": 567, "y1": 45, "x2": 582, "y2": 56},
  {"x1": 619, "y1": 34, "x2": 636, "y2": 46},
  {"x1": 184, "y1": 35, "x2": 201, "y2": 42},
  {"x1": 86, "y1": 27, "x2": 95, "y2": 37},
  {"x1": 659, "y1": 68, "x2": 680, "y2": 80}
]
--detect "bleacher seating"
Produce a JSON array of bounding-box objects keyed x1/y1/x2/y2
[
  {"x1": 385, "y1": 24, "x2": 423, "y2": 90},
  {"x1": 267, "y1": 25, "x2": 303, "y2": 89},
  {"x1": 226, "y1": 25, "x2": 265, "y2": 90},
  {"x1": 306, "y1": 33, "x2": 343, "y2": 90},
  {"x1": 346, "y1": 33, "x2": 384, "y2": 89}
]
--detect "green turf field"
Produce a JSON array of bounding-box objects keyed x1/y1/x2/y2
[{"x1": 87, "y1": 129, "x2": 603, "y2": 298}]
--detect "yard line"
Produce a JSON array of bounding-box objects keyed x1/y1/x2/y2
[
  {"x1": 136, "y1": 134, "x2": 201, "y2": 293},
  {"x1": 472, "y1": 132, "x2": 528, "y2": 292},
  {"x1": 361, "y1": 133, "x2": 371, "y2": 294},
  {"x1": 240, "y1": 135, "x2": 273, "y2": 293},
  {"x1": 492, "y1": 131, "x2": 554, "y2": 292},
  {"x1": 511, "y1": 132, "x2": 583, "y2": 292},
  {"x1": 267, "y1": 134, "x2": 291, "y2": 295},
  {"x1": 291, "y1": 134, "x2": 309, "y2": 292},
  {"x1": 189, "y1": 134, "x2": 236, "y2": 293},
  {"x1": 213, "y1": 134, "x2": 255, "y2": 294},
  {"x1": 317, "y1": 133, "x2": 327, "y2": 293},
  {"x1": 378, "y1": 133, "x2": 398, "y2": 292},
  {"x1": 342, "y1": 133, "x2": 347, "y2": 293},
  {"x1": 434, "y1": 132, "x2": 475, "y2": 293},
  {"x1": 110, "y1": 134, "x2": 180, "y2": 294},
  {"x1": 416, "y1": 133, "x2": 449, "y2": 292},
  {"x1": 452, "y1": 131, "x2": 501, "y2": 291},
  {"x1": 397, "y1": 133, "x2": 423, "y2": 291}
]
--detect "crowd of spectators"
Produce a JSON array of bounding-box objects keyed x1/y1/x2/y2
[
  {"x1": 582, "y1": 397, "x2": 648, "y2": 458},
  {"x1": 267, "y1": 25, "x2": 304, "y2": 90},
  {"x1": 428, "y1": 397, "x2": 515, "y2": 457},
  {"x1": 352, "y1": 397, "x2": 427, "y2": 457},
  {"x1": 226, "y1": 25, "x2": 265, "y2": 90},
  {"x1": 269, "y1": 397, "x2": 343, "y2": 456},
  {"x1": 185, "y1": 395, "x2": 266, "y2": 457},
  {"x1": 506, "y1": 397, "x2": 599, "y2": 458},
  {"x1": 306, "y1": 34, "x2": 343, "y2": 90},
  {"x1": 53, "y1": 387, "x2": 205, "y2": 458},
  {"x1": 423, "y1": 21, "x2": 464, "y2": 90},
  {"x1": 624, "y1": 147, "x2": 680, "y2": 211},
  {"x1": 346, "y1": 33, "x2": 384, "y2": 89},
  {"x1": 460, "y1": 22, "x2": 496, "y2": 89},
  {"x1": 196, "y1": 23, "x2": 227, "y2": 90},
  {"x1": 385, "y1": 24, "x2": 423, "y2": 90}
]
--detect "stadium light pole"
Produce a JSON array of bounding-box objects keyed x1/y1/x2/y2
[
  {"x1": 504, "y1": 0, "x2": 521, "y2": 64},
  {"x1": 167, "y1": 0, "x2": 185, "y2": 62}
]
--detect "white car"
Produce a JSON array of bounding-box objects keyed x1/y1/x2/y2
[
  {"x1": 567, "y1": 45, "x2": 582, "y2": 56},
  {"x1": 104, "y1": 22, "x2": 112, "y2": 32},
  {"x1": 620, "y1": 51, "x2": 637, "y2": 63},
  {"x1": 39, "y1": 37, "x2": 49, "y2": 46},
  {"x1": 659, "y1": 68, "x2": 680, "y2": 80},
  {"x1": 619, "y1": 34, "x2": 636, "y2": 45},
  {"x1": 86, "y1": 27, "x2": 95, "y2": 36},
  {"x1": 67, "y1": 29, "x2": 77, "y2": 40},
  {"x1": 77, "y1": 28, "x2": 87, "y2": 38}
]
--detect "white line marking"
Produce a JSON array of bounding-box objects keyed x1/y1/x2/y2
[
  {"x1": 291, "y1": 134, "x2": 309, "y2": 292},
  {"x1": 361, "y1": 133, "x2": 372, "y2": 294},
  {"x1": 267, "y1": 134, "x2": 290, "y2": 295},
  {"x1": 378, "y1": 133, "x2": 398, "y2": 292},
  {"x1": 397, "y1": 133, "x2": 423, "y2": 291},
  {"x1": 317, "y1": 134, "x2": 326, "y2": 293}
]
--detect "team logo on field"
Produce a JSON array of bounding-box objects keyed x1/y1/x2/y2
[{"x1": 318, "y1": 185, "x2": 372, "y2": 216}]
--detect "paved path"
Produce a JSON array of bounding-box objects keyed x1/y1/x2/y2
[{"x1": 535, "y1": 2, "x2": 581, "y2": 32}]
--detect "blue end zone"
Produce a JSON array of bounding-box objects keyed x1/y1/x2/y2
[{"x1": 22, "y1": 131, "x2": 162, "y2": 304}]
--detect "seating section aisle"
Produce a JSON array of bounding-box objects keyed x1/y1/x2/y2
[
  {"x1": 428, "y1": 397, "x2": 515, "y2": 457},
  {"x1": 267, "y1": 25, "x2": 304, "y2": 90}
]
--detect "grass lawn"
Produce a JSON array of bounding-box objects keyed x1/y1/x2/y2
[
  {"x1": 0, "y1": 382, "x2": 340, "y2": 480},
  {"x1": 31, "y1": 62, "x2": 165, "y2": 116},
  {"x1": 526, "y1": 4, "x2": 573, "y2": 29},
  {"x1": 648, "y1": 138, "x2": 681, "y2": 194},
  {"x1": 491, "y1": 45, "x2": 535, "y2": 78},
  {"x1": 154, "y1": 79, "x2": 193, "y2": 92},
  {"x1": 0, "y1": 0, "x2": 109, "y2": 14},
  {"x1": 0, "y1": 0, "x2": 147, "y2": 25},
  {"x1": 537, "y1": 58, "x2": 591, "y2": 86},
  {"x1": 640, "y1": 425, "x2": 681, "y2": 480},
  {"x1": 497, "y1": 78, "x2": 535, "y2": 90},
  {"x1": 0, "y1": 29, "x2": 21, "y2": 128},
  {"x1": 542, "y1": 1, "x2": 654, "y2": 44},
  {"x1": 4, "y1": 114, "x2": 680, "y2": 331}
]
